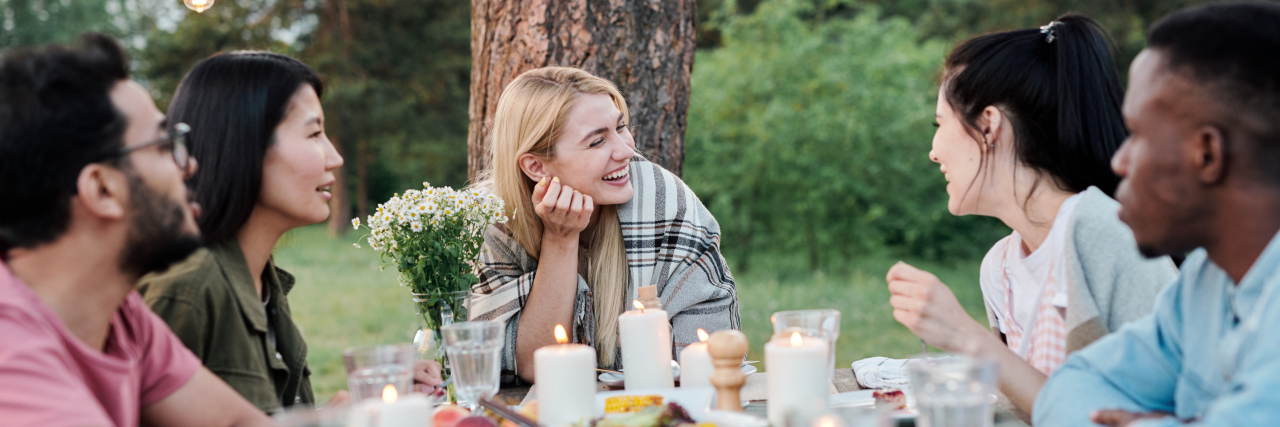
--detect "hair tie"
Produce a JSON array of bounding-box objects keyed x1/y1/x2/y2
[{"x1": 1040, "y1": 21, "x2": 1061, "y2": 43}]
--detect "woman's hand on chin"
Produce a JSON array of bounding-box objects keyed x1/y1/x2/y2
[
  {"x1": 533, "y1": 176, "x2": 594, "y2": 240},
  {"x1": 887, "y1": 261, "x2": 991, "y2": 354}
]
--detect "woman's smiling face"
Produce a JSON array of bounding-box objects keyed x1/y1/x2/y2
[
  {"x1": 930, "y1": 88, "x2": 989, "y2": 216},
  {"x1": 531, "y1": 93, "x2": 636, "y2": 206}
]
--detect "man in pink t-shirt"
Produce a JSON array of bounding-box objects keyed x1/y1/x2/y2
[{"x1": 0, "y1": 34, "x2": 271, "y2": 426}]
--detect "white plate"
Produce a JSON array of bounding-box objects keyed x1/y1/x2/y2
[
  {"x1": 594, "y1": 387, "x2": 715, "y2": 418},
  {"x1": 829, "y1": 389, "x2": 917, "y2": 419},
  {"x1": 598, "y1": 364, "x2": 758, "y2": 388}
]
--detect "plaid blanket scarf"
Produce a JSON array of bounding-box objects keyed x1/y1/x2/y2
[{"x1": 469, "y1": 155, "x2": 740, "y2": 373}]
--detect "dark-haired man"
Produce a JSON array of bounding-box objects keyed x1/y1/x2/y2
[
  {"x1": 0, "y1": 34, "x2": 271, "y2": 426},
  {"x1": 1034, "y1": 2, "x2": 1280, "y2": 426}
]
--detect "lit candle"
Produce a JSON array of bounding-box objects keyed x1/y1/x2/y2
[
  {"x1": 679, "y1": 329, "x2": 714, "y2": 388},
  {"x1": 765, "y1": 332, "x2": 829, "y2": 426},
  {"x1": 345, "y1": 385, "x2": 435, "y2": 427},
  {"x1": 375, "y1": 385, "x2": 434, "y2": 427},
  {"x1": 618, "y1": 300, "x2": 675, "y2": 390},
  {"x1": 534, "y1": 325, "x2": 597, "y2": 426}
]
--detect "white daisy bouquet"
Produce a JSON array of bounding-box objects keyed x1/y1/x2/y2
[{"x1": 353, "y1": 183, "x2": 508, "y2": 332}]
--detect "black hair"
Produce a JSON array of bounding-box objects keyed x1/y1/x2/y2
[
  {"x1": 168, "y1": 51, "x2": 323, "y2": 245},
  {"x1": 1147, "y1": 2, "x2": 1280, "y2": 185},
  {"x1": 944, "y1": 14, "x2": 1127, "y2": 198},
  {"x1": 0, "y1": 33, "x2": 131, "y2": 252}
]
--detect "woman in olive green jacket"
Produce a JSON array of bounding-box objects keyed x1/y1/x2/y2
[{"x1": 138, "y1": 51, "x2": 441, "y2": 413}]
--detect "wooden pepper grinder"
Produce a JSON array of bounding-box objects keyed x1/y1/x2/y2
[{"x1": 707, "y1": 329, "x2": 749, "y2": 412}]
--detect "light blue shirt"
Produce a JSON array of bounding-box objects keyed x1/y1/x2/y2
[{"x1": 1034, "y1": 231, "x2": 1280, "y2": 426}]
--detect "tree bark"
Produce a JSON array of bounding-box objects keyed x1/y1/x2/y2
[
  {"x1": 324, "y1": 0, "x2": 354, "y2": 236},
  {"x1": 468, "y1": 0, "x2": 696, "y2": 180}
]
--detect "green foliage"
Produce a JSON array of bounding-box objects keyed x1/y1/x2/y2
[
  {"x1": 685, "y1": 0, "x2": 1007, "y2": 269},
  {"x1": 0, "y1": 0, "x2": 123, "y2": 49},
  {"x1": 297, "y1": 0, "x2": 472, "y2": 209},
  {"x1": 129, "y1": 0, "x2": 470, "y2": 217},
  {"x1": 134, "y1": 0, "x2": 303, "y2": 107}
]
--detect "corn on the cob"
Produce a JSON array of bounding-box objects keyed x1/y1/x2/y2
[{"x1": 602, "y1": 395, "x2": 664, "y2": 413}]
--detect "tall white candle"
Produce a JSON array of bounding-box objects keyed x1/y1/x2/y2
[
  {"x1": 377, "y1": 393, "x2": 433, "y2": 427},
  {"x1": 765, "y1": 332, "x2": 829, "y2": 427},
  {"x1": 678, "y1": 329, "x2": 714, "y2": 388},
  {"x1": 535, "y1": 325, "x2": 597, "y2": 426},
  {"x1": 618, "y1": 300, "x2": 674, "y2": 390}
]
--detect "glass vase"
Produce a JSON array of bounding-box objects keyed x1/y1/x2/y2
[{"x1": 410, "y1": 290, "x2": 469, "y2": 401}]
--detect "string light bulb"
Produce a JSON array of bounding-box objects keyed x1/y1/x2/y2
[{"x1": 184, "y1": 0, "x2": 214, "y2": 13}]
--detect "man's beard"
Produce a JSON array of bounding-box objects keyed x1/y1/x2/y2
[{"x1": 120, "y1": 173, "x2": 202, "y2": 277}]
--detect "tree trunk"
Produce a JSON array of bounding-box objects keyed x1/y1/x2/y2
[
  {"x1": 322, "y1": 0, "x2": 357, "y2": 236},
  {"x1": 468, "y1": 0, "x2": 696, "y2": 180},
  {"x1": 326, "y1": 137, "x2": 352, "y2": 236}
]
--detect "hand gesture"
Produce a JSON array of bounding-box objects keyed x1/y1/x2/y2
[
  {"x1": 532, "y1": 177, "x2": 593, "y2": 240},
  {"x1": 412, "y1": 359, "x2": 445, "y2": 396},
  {"x1": 887, "y1": 261, "x2": 989, "y2": 353}
]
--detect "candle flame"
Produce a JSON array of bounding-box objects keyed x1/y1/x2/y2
[
  {"x1": 817, "y1": 417, "x2": 837, "y2": 427},
  {"x1": 554, "y1": 324, "x2": 568, "y2": 344},
  {"x1": 697, "y1": 329, "x2": 709, "y2": 342},
  {"x1": 790, "y1": 332, "x2": 803, "y2": 346},
  {"x1": 633, "y1": 300, "x2": 645, "y2": 311},
  {"x1": 381, "y1": 384, "x2": 398, "y2": 403}
]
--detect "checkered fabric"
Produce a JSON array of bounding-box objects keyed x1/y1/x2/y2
[
  {"x1": 1000, "y1": 255, "x2": 1068, "y2": 376},
  {"x1": 469, "y1": 155, "x2": 740, "y2": 371}
]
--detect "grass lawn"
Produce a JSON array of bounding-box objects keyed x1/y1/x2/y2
[{"x1": 275, "y1": 225, "x2": 989, "y2": 401}]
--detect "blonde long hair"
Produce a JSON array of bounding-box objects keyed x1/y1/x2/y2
[{"x1": 473, "y1": 67, "x2": 630, "y2": 367}]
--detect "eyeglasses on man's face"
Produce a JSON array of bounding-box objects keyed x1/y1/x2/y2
[{"x1": 107, "y1": 122, "x2": 192, "y2": 170}]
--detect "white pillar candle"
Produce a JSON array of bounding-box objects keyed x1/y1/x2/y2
[
  {"x1": 618, "y1": 301, "x2": 675, "y2": 390},
  {"x1": 344, "y1": 399, "x2": 378, "y2": 427},
  {"x1": 678, "y1": 329, "x2": 714, "y2": 388},
  {"x1": 765, "y1": 332, "x2": 829, "y2": 427},
  {"x1": 377, "y1": 393, "x2": 433, "y2": 427},
  {"x1": 535, "y1": 325, "x2": 598, "y2": 426}
]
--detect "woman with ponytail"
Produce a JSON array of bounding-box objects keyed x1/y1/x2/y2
[{"x1": 883, "y1": 15, "x2": 1177, "y2": 417}]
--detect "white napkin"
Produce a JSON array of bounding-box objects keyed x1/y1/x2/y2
[{"x1": 850, "y1": 357, "x2": 912, "y2": 389}]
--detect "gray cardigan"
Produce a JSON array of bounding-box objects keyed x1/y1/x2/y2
[{"x1": 983, "y1": 187, "x2": 1178, "y2": 422}]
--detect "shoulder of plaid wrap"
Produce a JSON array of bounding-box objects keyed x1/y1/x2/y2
[
  {"x1": 467, "y1": 155, "x2": 740, "y2": 369},
  {"x1": 619, "y1": 155, "x2": 740, "y2": 352}
]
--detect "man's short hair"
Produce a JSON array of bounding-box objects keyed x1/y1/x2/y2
[
  {"x1": 0, "y1": 33, "x2": 131, "y2": 252},
  {"x1": 1147, "y1": 2, "x2": 1280, "y2": 183}
]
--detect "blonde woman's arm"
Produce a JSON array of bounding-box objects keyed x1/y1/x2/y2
[{"x1": 514, "y1": 177, "x2": 594, "y2": 383}]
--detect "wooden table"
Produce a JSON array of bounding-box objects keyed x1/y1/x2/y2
[{"x1": 495, "y1": 368, "x2": 1029, "y2": 427}]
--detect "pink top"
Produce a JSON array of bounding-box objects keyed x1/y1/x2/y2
[{"x1": 0, "y1": 261, "x2": 200, "y2": 427}]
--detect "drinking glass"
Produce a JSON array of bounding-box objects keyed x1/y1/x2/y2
[
  {"x1": 342, "y1": 344, "x2": 415, "y2": 402},
  {"x1": 907, "y1": 354, "x2": 997, "y2": 427},
  {"x1": 772, "y1": 309, "x2": 841, "y2": 384},
  {"x1": 441, "y1": 320, "x2": 504, "y2": 411}
]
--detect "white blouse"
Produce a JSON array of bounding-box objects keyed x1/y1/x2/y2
[{"x1": 979, "y1": 193, "x2": 1081, "y2": 355}]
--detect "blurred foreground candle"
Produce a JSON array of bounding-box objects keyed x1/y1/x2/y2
[
  {"x1": 345, "y1": 385, "x2": 434, "y2": 427},
  {"x1": 377, "y1": 385, "x2": 433, "y2": 427},
  {"x1": 679, "y1": 329, "x2": 714, "y2": 388},
  {"x1": 535, "y1": 325, "x2": 597, "y2": 426},
  {"x1": 619, "y1": 298, "x2": 674, "y2": 390},
  {"x1": 766, "y1": 332, "x2": 829, "y2": 426}
]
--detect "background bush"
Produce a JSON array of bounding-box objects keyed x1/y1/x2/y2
[{"x1": 685, "y1": 0, "x2": 1007, "y2": 270}]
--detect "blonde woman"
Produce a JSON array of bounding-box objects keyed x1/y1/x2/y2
[{"x1": 468, "y1": 67, "x2": 739, "y2": 382}]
